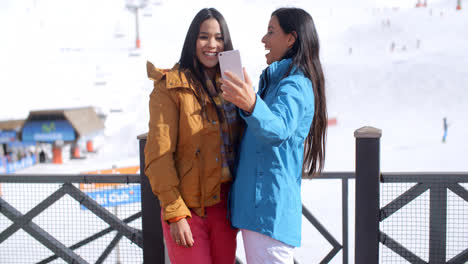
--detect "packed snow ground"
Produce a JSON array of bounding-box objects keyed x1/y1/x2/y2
[{"x1": 1, "y1": 0, "x2": 467, "y2": 263}]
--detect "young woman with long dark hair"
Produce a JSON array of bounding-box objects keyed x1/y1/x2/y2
[
  {"x1": 145, "y1": 8, "x2": 241, "y2": 264},
  {"x1": 221, "y1": 7, "x2": 327, "y2": 263}
]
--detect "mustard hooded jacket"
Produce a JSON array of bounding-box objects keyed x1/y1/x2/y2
[{"x1": 144, "y1": 61, "x2": 227, "y2": 221}]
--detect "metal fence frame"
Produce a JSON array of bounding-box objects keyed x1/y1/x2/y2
[
  {"x1": 305, "y1": 172, "x2": 354, "y2": 264},
  {"x1": 379, "y1": 173, "x2": 468, "y2": 264},
  {"x1": 354, "y1": 126, "x2": 468, "y2": 264},
  {"x1": 0, "y1": 174, "x2": 142, "y2": 264},
  {"x1": 0, "y1": 173, "x2": 351, "y2": 264}
]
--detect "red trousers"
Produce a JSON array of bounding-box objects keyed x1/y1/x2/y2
[{"x1": 161, "y1": 184, "x2": 238, "y2": 264}]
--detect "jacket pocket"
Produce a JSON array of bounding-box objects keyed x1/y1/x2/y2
[
  {"x1": 200, "y1": 120, "x2": 221, "y2": 173},
  {"x1": 179, "y1": 149, "x2": 201, "y2": 202},
  {"x1": 178, "y1": 158, "x2": 193, "y2": 181},
  {"x1": 254, "y1": 154, "x2": 265, "y2": 208}
]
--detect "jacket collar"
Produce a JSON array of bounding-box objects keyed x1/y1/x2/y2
[
  {"x1": 266, "y1": 58, "x2": 294, "y2": 85},
  {"x1": 258, "y1": 58, "x2": 294, "y2": 95}
]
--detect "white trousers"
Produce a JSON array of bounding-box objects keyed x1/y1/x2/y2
[{"x1": 241, "y1": 228, "x2": 295, "y2": 264}]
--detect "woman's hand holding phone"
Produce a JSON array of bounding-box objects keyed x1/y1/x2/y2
[{"x1": 221, "y1": 68, "x2": 256, "y2": 114}]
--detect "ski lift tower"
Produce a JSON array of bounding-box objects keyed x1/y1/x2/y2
[{"x1": 126, "y1": 0, "x2": 148, "y2": 49}]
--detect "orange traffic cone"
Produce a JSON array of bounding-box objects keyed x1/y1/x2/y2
[
  {"x1": 73, "y1": 146, "x2": 80, "y2": 159},
  {"x1": 86, "y1": 140, "x2": 94, "y2": 152},
  {"x1": 53, "y1": 147, "x2": 63, "y2": 164}
]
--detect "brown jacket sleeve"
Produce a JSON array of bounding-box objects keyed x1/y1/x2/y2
[{"x1": 144, "y1": 81, "x2": 191, "y2": 222}]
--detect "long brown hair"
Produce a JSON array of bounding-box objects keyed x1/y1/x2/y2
[{"x1": 272, "y1": 7, "x2": 327, "y2": 178}]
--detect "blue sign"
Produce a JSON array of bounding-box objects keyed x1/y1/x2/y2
[
  {"x1": 0, "y1": 157, "x2": 6, "y2": 173},
  {"x1": 0, "y1": 131, "x2": 16, "y2": 143},
  {"x1": 22, "y1": 120, "x2": 76, "y2": 142},
  {"x1": 83, "y1": 185, "x2": 141, "y2": 209},
  {"x1": 2, "y1": 155, "x2": 36, "y2": 174},
  {"x1": 7, "y1": 141, "x2": 36, "y2": 148}
]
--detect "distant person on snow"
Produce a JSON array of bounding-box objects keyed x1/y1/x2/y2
[
  {"x1": 442, "y1": 117, "x2": 448, "y2": 143},
  {"x1": 144, "y1": 8, "x2": 241, "y2": 264}
]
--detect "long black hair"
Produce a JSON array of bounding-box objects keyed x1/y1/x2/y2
[
  {"x1": 272, "y1": 7, "x2": 327, "y2": 178},
  {"x1": 178, "y1": 8, "x2": 233, "y2": 120}
]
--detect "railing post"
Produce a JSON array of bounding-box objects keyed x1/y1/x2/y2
[
  {"x1": 342, "y1": 177, "x2": 349, "y2": 264},
  {"x1": 354, "y1": 126, "x2": 382, "y2": 264},
  {"x1": 429, "y1": 185, "x2": 447, "y2": 263},
  {"x1": 138, "y1": 133, "x2": 165, "y2": 263}
]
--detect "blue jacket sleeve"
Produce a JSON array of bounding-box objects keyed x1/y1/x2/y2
[{"x1": 241, "y1": 77, "x2": 313, "y2": 145}]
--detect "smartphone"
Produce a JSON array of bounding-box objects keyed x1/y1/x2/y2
[{"x1": 218, "y1": 50, "x2": 244, "y2": 82}]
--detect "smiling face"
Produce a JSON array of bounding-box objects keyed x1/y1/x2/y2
[
  {"x1": 261, "y1": 15, "x2": 295, "y2": 65},
  {"x1": 196, "y1": 18, "x2": 224, "y2": 70}
]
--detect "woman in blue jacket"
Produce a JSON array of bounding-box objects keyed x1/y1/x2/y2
[{"x1": 221, "y1": 7, "x2": 327, "y2": 263}]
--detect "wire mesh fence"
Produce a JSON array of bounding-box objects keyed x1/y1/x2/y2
[
  {"x1": 2, "y1": 172, "x2": 467, "y2": 264},
  {"x1": 0, "y1": 177, "x2": 142, "y2": 264},
  {"x1": 380, "y1": 182, "x2": 431, "y2": 263},
  {"x1": 379, "y1": 177, "x2": 468, "y2": 264},
  {"x1": 446, "y1": 184, "x2": 468, "y2": 261}
]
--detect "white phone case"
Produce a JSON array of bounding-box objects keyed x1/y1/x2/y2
[{"x1": 218, "y1": 50, "x2": 244, "y2": 82}]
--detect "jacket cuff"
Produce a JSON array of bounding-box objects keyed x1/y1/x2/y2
[
  {"x1": 168, "y1": 215, "x2": 188, "y2": 223},
  {"x1": 162, "y1": 196, "x2": 192, "y2": 222}
]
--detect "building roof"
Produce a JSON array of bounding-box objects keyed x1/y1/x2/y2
[
  {"x1": 0, "y1": 119, "x2": 25, "y2": 131},
  {"x1": 26, "y1": 107, "x2": 105, "y2": 138}
]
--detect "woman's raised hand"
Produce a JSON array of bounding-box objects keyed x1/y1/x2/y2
[{"x1": 221, "y1": 68, "x2": 256, "y2": 114}]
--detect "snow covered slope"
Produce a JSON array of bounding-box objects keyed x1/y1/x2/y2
[{"x1": 0, "y1": 0, "x2": 467, "y2": 263}]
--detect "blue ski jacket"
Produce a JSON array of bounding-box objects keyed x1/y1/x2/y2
[{"x1": 230, "y1": 58, "x2": 315, "y2": 247}]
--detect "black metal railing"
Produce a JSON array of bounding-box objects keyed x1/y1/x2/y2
[
  {"x1": 0, "y1": 172, "x2": 351, "y2": 264},
  {"x1": 379, "y1": 173, "x2": 468, "y2": 263},
  {"x1": 306, "y1": 172, "x2": 354, "y2": 264},
  {"x1": 353, "y1": 126, "x2": 468, "y2": 264},
  {"x1": 0, "y1": 174, "x2": 142, "y2": 264},
  {"x1": 2, "y1": 127, "x2": 465, "y2": 263}
]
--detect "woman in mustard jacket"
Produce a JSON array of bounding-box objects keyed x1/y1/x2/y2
[{"x1": 144, "y1": 8, "x2": 241, "y2": 264}]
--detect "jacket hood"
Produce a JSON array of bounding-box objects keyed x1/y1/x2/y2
[{"x1": 146, "y1": 61, "x2": 191, "y2": 89}]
